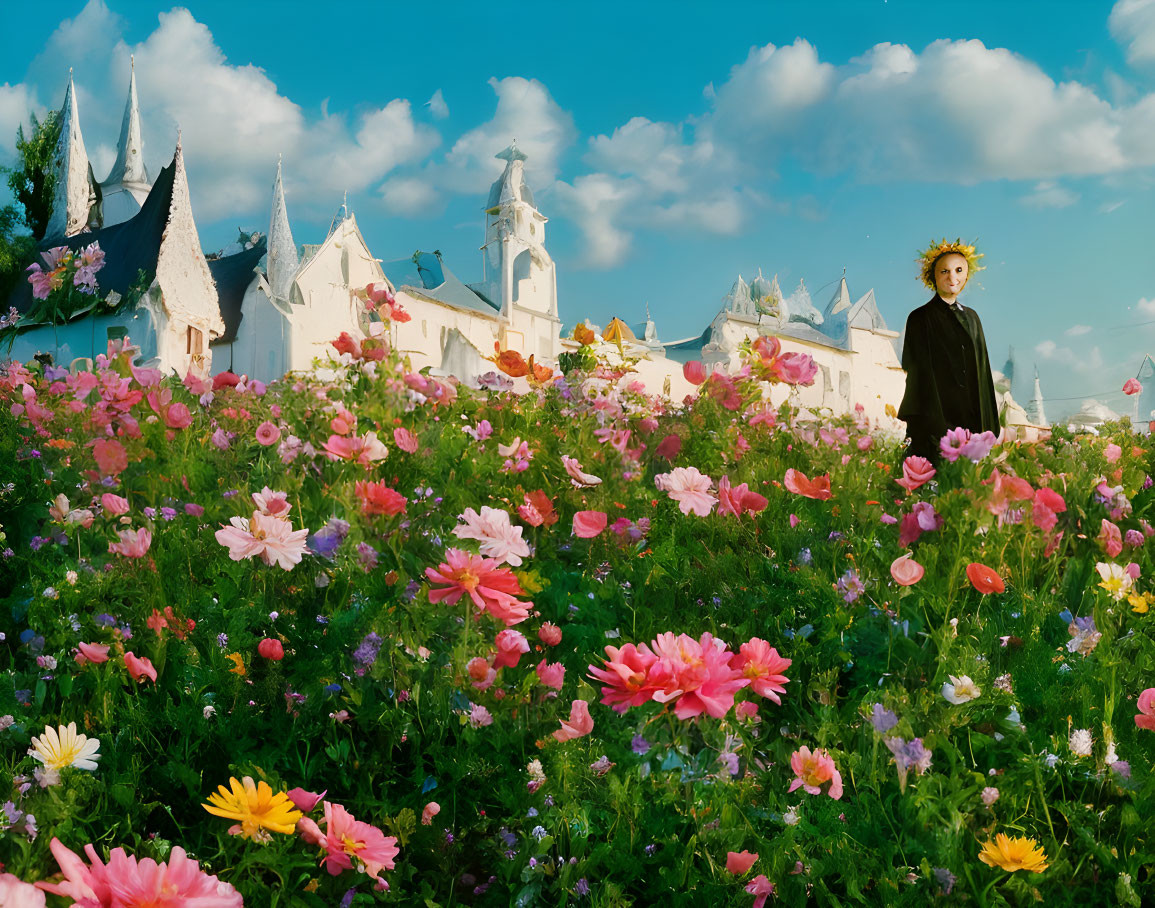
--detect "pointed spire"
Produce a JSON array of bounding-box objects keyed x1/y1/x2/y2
[
  {"x1": 105, "y1": 55, "x2": 149, "y2": 187},
  {"x1": 826, "y1": 276, "x2": 852, "y2": 315},
  {"x1": 267, "y1": 156, "x2": 298, "y2": 300},
  {"x1": 1027, "y1": 365, "x2": 1048, "y2": 426},
  {"x1": 487, "y1": 141, "x2": 535, "y2": 210},
  {"x1": 46, "y1": 71, "x2": 98, "y2": 239}
]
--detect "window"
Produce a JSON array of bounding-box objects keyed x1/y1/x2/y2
[
  {"x1": 186, "y1": 326, "x2": 203, "y2": 355},
  {"x1": 107, "y1": 326, "x2": 127, "y2": 342}
]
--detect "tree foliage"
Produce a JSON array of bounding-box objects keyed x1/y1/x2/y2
[{"x1": 4, "y1": 109, "x2": 62, "y2": 240}]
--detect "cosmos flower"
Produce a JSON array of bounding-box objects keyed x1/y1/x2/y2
[
  {"x1": 297, "y1": 801, "x2": 400, "y2": 881},
  {"x1": 941, "y1": 675, "x2": 981, "y2": 704}
]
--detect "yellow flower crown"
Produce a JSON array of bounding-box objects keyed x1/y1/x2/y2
[{"x1": 917, "y1": 238, "x2": 984, "y2": 291}]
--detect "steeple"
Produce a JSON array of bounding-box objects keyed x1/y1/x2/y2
[
  {"x1": 486, "y1": 141, "x2": 535, "y2": 211},
  {"x1": 267, "y1": 156, "x2": 299, "y2": 301},
  {"x1": 105, "y1": 57, "x2": 148, "y2": 187},
  {"x1": 1026, "y1": 365, "x2": 1047, "y2": 426},
  {"x1": 826, "y1": 276, "x2": 852, "y2": 316},
  {"x1": 45, "y1": 71, "x2": 100, "y2": 239}
]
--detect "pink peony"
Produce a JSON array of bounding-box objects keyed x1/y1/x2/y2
[
  {"x1": 421, "y1": 801, "x2": 440, "y2": 825},
  {"x1": 1124, "y1": 377, "x2": 1142, "y2": 396},
  {"x1": 536, "y1": 659, "x2": 566, "y2": 690},
  {"x1": 732, "y1": 638, "x2": 791, "y2": 704},
  {"x1": 890, "y1": 553, "x2": 924, "y2": 586},
  {"x1": 163, "y1": 402, "x2": 192, "y2": 430},
  {"x1": 258, "y1": 638, "x2": 285, "y2": 661},
  {"x1": 783, "y1": 468, "x2": 832, "y2": 501},
  {"x1": 425, "y1": 548, "x2": 532, "y2": 626},
  {"x1": 588, "y1": 643, "x2": 660, "y2": 713},
  {"x1": 453, "y1": 506, "x2": 530, "y2": 565},
  {"x1": 1032, "y1": 486, "x2": 1067, "y2": 533},
  {"x1": 772, "y1": 351, "x2": 818, "y2": 386},
  {"x1": 467, "y1": 657, "x2": 496, "y2": 690},
  {"x1": 215, "y1": 512, "x2": 309, "y2": 570},
  {"x1": 717, "y1": 475, "x2": 768, "y2": 517},
  {"x1": 492, "y1": 629, "x2": 530, "y2": 669},
  {"x1": 573, "y1": 509, "x2": 609, "y2": 538},
  {"x1": 683, "y1": 360, "x2": 707, "y2": 386},
  {"x1": 255, "y1": 421, "x2": 281, "y2": 446},
  {"x1": 553, "y1": 699, "x2": 595, "y2": 742},
  {"x1": 895, "y1": 456, "x2": 935, "y2": 492},
  {"x1": 1136, "y1": 688, "x2": 1155, "y2": 731},
  {"x1": 354, "y1": 480, "x2": 407, "y2": 518},
  {"x1": 393, "y1": 427, "x2": 419, "y2": 453},
  {"x1": 123, "y1": 651, "x2": 157, "y2": 683},
  {"x1": 726, "y1": 850, "x2": 759, "y2": 875},
  {"x1": 108, "y1": 527, "x2": 151, "y2": 558},
  {"x1": 655, "y1": 466, "x2": 717, "y2": 516},
  {"x1": 297, "y1": 801, "x2": 399, "y2": 881},
  {"x1": 100, "y1": 493, "x2": 130, "y2": 516},
  {"x1": 1105, "y1": 443, "x2": 1122, "y2": 464},
  {"x1": 788, "y1": 746, "x2": 843, "y2": 799},
  {"x1": 538, "y1": 622, "x2": 563, "y2": 646},
  {"x1": 76, "y1": 642, "x2": 110, "y2": 665},
  {"x1": 647, "y1": 632, "x2": 750, "y2": 720},
  {"x1": 36, "y1": 837, "x2": 242, "y2": 906},
  {"x1": 92, "y1": 438, "x2": 128, "y2": 476}
]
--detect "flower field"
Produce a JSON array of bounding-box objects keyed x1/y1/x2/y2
[{"x1": 1, "y1": 319, "x2": 1154, "y2": 906}]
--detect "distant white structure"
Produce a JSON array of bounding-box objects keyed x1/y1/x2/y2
[{"x1": 1026, "y1": 366, "x2": 1047, "y2": 427}]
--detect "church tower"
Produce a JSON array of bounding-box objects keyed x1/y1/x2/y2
[
  {"x1": 477, "y1": 142, "x2": 559, "y2": 360},
  {"x1": 101, "y1": 57, "x2": 152, "y2": 226},
  {"x1": 266, "y1": 157, "x2": 298, "y2": 301},
  {"x1": 1026, "y1": 366, "x2": 1047, "y2": 426},
  {"x1": 45, "y1": 71, "x2": 101, "y2": 240}
]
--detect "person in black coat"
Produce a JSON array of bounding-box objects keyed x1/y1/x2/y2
[{"x1": 898, "y1": 240, "x2": 1000, "y2": 461}]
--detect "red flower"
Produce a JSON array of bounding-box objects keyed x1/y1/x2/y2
[
  {"x1": 573, "y1": 510, "x2": 608, "y2": 538},
  {"x1": 783, "y1": 468, "x2": 832, "y2": 500},
  {"x1": 354, "y1": 480, "x2": 407, "y2": 517},
  {"x1": 966, "y1": 562, "x2": 1005, "y2": 594},
  {"x1": 258, "y1": 638, "x2": 285, "y2": 661},
  {"x1": 683, "y1": 360, "x2": 707, "y2": 386},
  {"x1": 1124, "y1": 377, "x2": 1142, "y2": 396},
  {"x1": 425, "y1": 549, "x2": 532, "y2": 626},
  {"x1": 92, "y1": 438, "x2": 128, "y2": 476}
]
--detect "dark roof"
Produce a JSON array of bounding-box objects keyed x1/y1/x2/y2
[
  {"x1": 10, "y1": 158, "x2": 176, "y2": 315},
  {"x1": 208, "y1": 237, "x2": 266, "y2": 346}
]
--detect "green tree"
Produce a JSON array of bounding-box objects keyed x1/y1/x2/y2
[
  {"x1": 0, "y1": 204, "x2": 36, "y2": 305},
  {"x1": 3, "y1": 109, "x2": 61, "y2": 240}
]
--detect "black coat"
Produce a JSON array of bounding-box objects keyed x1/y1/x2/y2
[{"x1": 898, "y1": 295, "x2": 1000, "y2": 460}]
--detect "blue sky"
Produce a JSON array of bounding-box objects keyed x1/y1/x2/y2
[{"x1": 3, "y1": 0, "x2": 1155, "y2": 419}]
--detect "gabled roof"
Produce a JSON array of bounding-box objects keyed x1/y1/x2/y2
[
  {"x1": 383, "y1": 251, "x2": 500, "y2": 317},
  {"x1": 209, "y1": 238, "x2": 266, "y2": 346}
]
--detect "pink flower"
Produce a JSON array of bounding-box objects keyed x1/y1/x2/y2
[
  {"x1": 1105, "y1": 443, "x2": 1123, "y2": 464},
  {"x1": 92, "y1": 438, "x2": 128, "y2": 476},
  {"x1": 321, "y1": 431, "x2": 388, "y2": 465},
  {"x1": 35, "y1": 836, "x2": 242, "y2": 906},
  {"x1": 100, "y1": 493, "x2": 130, "y2": 516},
  {"x1": 297, "y1": 801, "x2": 399, "y2": 881},
  {"x1": 467, "y1": 657, "x2": 496, "y2": 690},
  {"x1": 856, "y1": 435, "x2": 874, "y2": 451},
  {"x1": 726, "y1": 850, "x2": 759, "y2": 875},
  {"x1": 553, "y1": 699, "x2": 594, "y2": 742},
  {"x1": 647, "y1": 632, "x2": 750, "y2": 720},
  {"x1": 539, "y1": 623, "x2": 563, "y2": 646},
  {"x1": 773, "y1": 352, "x2": 818, "y2": 386},
  {"x1": 536, "y1": 659, "x2": 566, "y2": 690},
  {"x1": 745, "y1": 874, "x2": 776, "y2": 908},
  {"x1": 1124, "y1": 377, "x2": 1142, "y2": 396},
  {"x1": 1099, "y1": 519, "x2": 1124, "y2": 558},
  {"x1": 393, "y1": 427, "x2": 419, "y2": 453},
  {"x1": 588, "y1": 643, "x2": 659, "y2": 713},
  {"x1": 123, "y1": 651, "x2": 157, "y2": 683},
  {"x1": 255, "y1": 421, "x2": 281, "y2": 446},
  {"x1": 655, "y1": 434, "x2": 682, "y2": 460},
  {"x1": 0, "y1": 873, "x2": 44, "y2": 907},
  {"x1": 163, "y1": 402, "x2": 192, "y2": 430},
  {"x1": 895, "y1": 456, "x2": 935, "y2": 492},
  {"x1": 453, "y1": 506, "x2": 530, "y2": 565},
  {"x1": 258, "y1": 638, "x2": 285, "y2": 661},
  {"x1": 573, "y1": 510, "x2": 609, "y2": 538},
  {"x1": 788, "y1": 746, "x2": 843, "y2": 799},
  {"x1": 683, "y1": 360, "x2": 707, "y2": 386},
  {"x1": 717, "y1": 475, "x2": 768, "y2": 517},
  {"x1": 1135, "y1": 688, "x2": 1155, "y2": 731},
  {"x1": 469, "y1": 704, "x2": 493, "y2": 727},
  {"x1": 252, "y1": 487, "x2": 292, "y2": 517},
  {"x1": 890, "y1": 553, "x2": 924, "y2": 586},
  {"x1": 421, "y1": 801, "x2": 440, "y2": 825},
  {"x1": 493, "y1": 629, "x2": 530, "y2": 669},
  {"x1": 214, "y1": 512, "x2": 310, "y2": 570},
  {"x1": 354, "y1": 480, "x2": 407, "y2": 517},
  {"x1": 108, "y1": 527, "x2": 152, "y2": 558},
  {"x1": 562, "y1": 455, "x2": 602, "y2": 487},
  {"x1": 732, "y1": 638, "x2": 791, "y2": 704},
  {"x1": 425, "y1": 548, "x2": 532, "y2": 625},
  {"x1": 938, "y1": 427, "x2": 972, "y2": 462},
  {"x1": 655, "y1": 466, "x2": 717, "y2": 516},
  {"x1": 287, "y1": 787, "x2": 327, "y2": 813},
  {"x1": 783, "y1": 468, "x2": 832, "y2": 501},
  {"x1": 76, "y1": 642, "x2": 110, "y2": 665},
  {"x1": 1032, "y1": 487, "x2": 1067, "y2": 533}
]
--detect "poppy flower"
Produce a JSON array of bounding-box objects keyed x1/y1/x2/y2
[
  {"x1": 966, "y1": 562, "x2": 1005, "y2": 594},
  {"x1": 890, "y1": 553, "x2": 924, "y2": 586},
  {"x1": 784, "y1": 468, "x2": 832, "y2": 501}
]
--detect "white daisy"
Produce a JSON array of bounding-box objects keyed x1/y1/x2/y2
[{"x1": 28, "y1": 722, "x2": 101, "y2": 772}]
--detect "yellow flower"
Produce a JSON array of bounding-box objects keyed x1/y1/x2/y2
[
  {"x1": 203, "y1": 776, "x2": 302, "y2": 841},
  {"x1": 29, "y1": 722, "x2": 101, "y2": 771},
  {"x1": 1128, "y1": 591, "x2": 1151, "y2": 614},
  {"x1": 226, "y1": 653, "x2": 246, "y2": 675},
  {"x1": 978, "y1": 833, "x2": 1049, "y2": 873}
]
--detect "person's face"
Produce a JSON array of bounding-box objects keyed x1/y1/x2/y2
[{"x1": 935, "y1": 253, "x2": 969, "y2": 299}]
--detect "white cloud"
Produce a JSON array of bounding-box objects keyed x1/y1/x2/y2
[
  {"x1": 426, "y1": 89, "x2": 449, "y2": 120},
  {"x1": 1110, "y1": 0, "x2": 1155, "y2": 65},
  {"x1": 1065, "y1": 324, "x2": 1092, "y2": 336},
  {"x1": 1035, "y1": 339, "x2": 1057, "y2": 358},
  {"x1": 1137, "y1": 297, "x2": 1155, "y2": 315},
  {"x1": 0, "y1": 82, "x2": 40, "y2": 167},
  {"x1": 552, "y1": 174, "x2": 639, "y2": 268},
  {"x1": 1100, "y1": 200, "x2": 1126, "y2": 213},
  {"x1": 711, "y1": 39, "x2": 836, "y2": 137},
  {"x1": 380, "y1": 176, "x2": 440, "y2": 217},
  {"x1": 1034, "y1": 339, "x2": 1104, "y2": 373},
  {"x1": 1020, "y1": 181, "x2": 1079, "y2": 208}
]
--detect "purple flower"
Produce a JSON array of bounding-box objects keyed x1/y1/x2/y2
[
  {"x1": 870, "y1": 703, "x2": 898, "y2": 733},
  {"x1": 933, "y1": 867, "x2": 956, "y2": 895},
  {"x1": 355, "y1": 542, "x2": 379, "y2": 572},
  {"x1": 575, "y1": 878, "x2": 590, "y2": 897},
  {"x1": 352, "y1": 632, "x2": 384, "y2": 669},
  {"x1": 160, "y1": 507, "x2": 177, "y2": 521},
  {"x1": 631, "y1": 735, "x2": 651, "y2": 755},
  {"x1": 912, "y1": 501, "x2": 942, "y2": 532},
  {"x1": 884, "y1": 736, "x2": 933, "y2": 775},
  {"x1": 836, "y1": 569, "x2": 865, "y2": 603}
]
